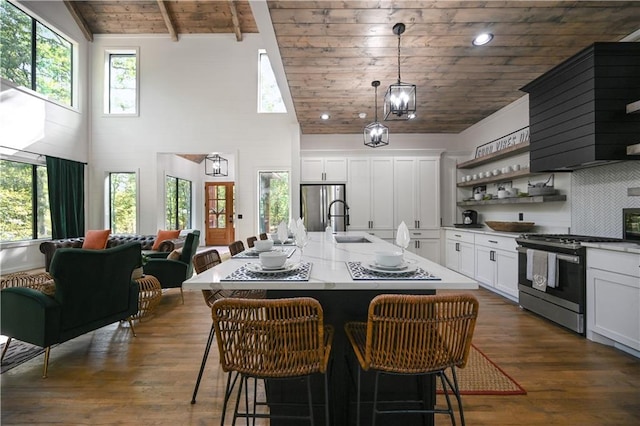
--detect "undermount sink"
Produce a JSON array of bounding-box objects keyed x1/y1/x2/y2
[{"x1": 334, "y1": 236, "x2": 372, "y2": 243}]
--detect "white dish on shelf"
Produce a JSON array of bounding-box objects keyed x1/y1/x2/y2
[
  {"x1": 363, "y1": 262, "x2": 418, "y2": 275},
  {"x1": 245, "y1": 262, "x2": 300, "y2": 274}
]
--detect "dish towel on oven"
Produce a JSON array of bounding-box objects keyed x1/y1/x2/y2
[{"x1": 527, "y1": 249, "x2": 549, "y2": 292}]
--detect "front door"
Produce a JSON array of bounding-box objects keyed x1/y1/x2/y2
[{"x1": 205, "y1": 182, "x2": 235, "y2": 246}]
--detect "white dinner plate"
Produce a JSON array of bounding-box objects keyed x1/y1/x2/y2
[
  {"x1": 245, "y1": 262, "x2": 300, "y2": 274},
  {"x1": 362, "y1": 262, "x2": 418, "y2": 275}
]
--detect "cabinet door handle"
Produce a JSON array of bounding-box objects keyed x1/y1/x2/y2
[
  {"x1": 489, "y1": 240, "x2": 498, "y2": 244},
  {"x1": 454, "y1": 234, "x2": 462, "y2": 238},
  {"x1": 456, "y1": 242, "x2": 460, "y2": 252},
  {"x1": 412, "y1": 232, "x2": 422, "y2": 236},
  {"x1": 417, "y1": 220, "x2": 420, "y2": 228},
  {"x1": 490, "y1": 250, "x2": 496, "y2": 261}
]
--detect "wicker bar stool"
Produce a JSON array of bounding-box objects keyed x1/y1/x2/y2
[
  {"x1": 212, "y1": 297, "x2": 334, "y2": 426},
  {"x1": 190, "y1": 249, "x2": 266, "y2": 405},
  {"x1": 228, "y1": 240, "x2": 245, "y2": 256},
  {"x1": 246, "y1": 236, "x2": 258, "y2": 248},
  {"x1": 344, "y1": 294, "x2": 479, "y2": 426},
  {"x1": 259, "y1": 233, "x2": 268, "y2": 240}
]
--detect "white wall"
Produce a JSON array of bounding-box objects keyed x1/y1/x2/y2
[
  {"x1": 0, "y1": 0, "x2": 90, "y2": 273},
  {"x1": 89, "y1": 34, "x2": 300, "y2": 245}
]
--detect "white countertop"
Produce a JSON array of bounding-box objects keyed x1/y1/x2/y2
[
  {"x1": 184, "y1": 232, "x2": 478, "y2": 291},
  {"x1": 582, "y1": 241, "x2": 640, "y2": 254}
]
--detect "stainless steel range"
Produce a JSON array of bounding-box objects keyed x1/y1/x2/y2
[{"x1": 516, "y1": 234, "x2": 626, "y2": 334}]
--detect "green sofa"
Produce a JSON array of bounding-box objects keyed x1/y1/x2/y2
[
  {"x1": 0, "y1": 243, "x2": 141, "y2": 378},
  {"x1": 143, "y1": 230, "x2": 200, "y2": 303}
]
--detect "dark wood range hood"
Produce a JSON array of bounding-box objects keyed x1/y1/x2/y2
[{"x1": 521, "y1": 42, "x2": 640, "y2": 172}]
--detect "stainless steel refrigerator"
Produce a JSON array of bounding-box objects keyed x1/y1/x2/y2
[{"x1": 300, "y1": 184, "x2": 348, "y2": 232}]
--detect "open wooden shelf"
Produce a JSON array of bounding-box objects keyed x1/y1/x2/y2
[
  {"x1": 457, "y1": 169, "x2": 542, "y2": 187},
  {"x1": 457, "y1": 142, "x2": 530, "y2": 169},
  {"x1": 456, "y1": 194, "x2": 566, "y2": 207}
]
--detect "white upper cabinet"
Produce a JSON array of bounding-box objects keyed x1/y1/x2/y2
[
  {"x1": 301, "y1": 157, "x2": 347, "y2": 182},
  {"x1": 346, "y1": 157, "x2": 394, "y2": 231},
  {"x1": 393, "y1": 157, "x2": 440, "y2": 229}
]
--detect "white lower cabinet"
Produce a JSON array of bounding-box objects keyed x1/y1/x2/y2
[
  {"x1": 587, "y1": 248, "x2": 640, "y2": 355},
  {"x1": 445, "y1": 230, "x2": 475, "y2": 278},
  {"x1": 473, "y1": 234, "x2": 519, "y2": 301},
  {"x1": 406, "y1": 230, "x2": 440, "y2": 263}
]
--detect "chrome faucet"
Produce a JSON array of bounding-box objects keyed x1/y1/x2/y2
[{"x1": 327, "y1": 199, "x2": 350, "y2": 227}]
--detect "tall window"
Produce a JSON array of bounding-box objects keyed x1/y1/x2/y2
[
  {"x1": 165, "y1": 175, "x2": 192, "y2": 230},
  {"x1": 109, "y1": 172, "x2": 136, "y2": 234},
  {"x1": 105, "y1": 50, "x2": 138, "y2": 114},
  {"x1": 0, "y1": 0, "x2": 73, "y2": 106},
  {"x1": 258, "y1": 49, "x2": 286, "y2": 113},
  {"x1": 258, "y1": 171, "x2": 289, "y2": 233},
  {"x1": 0, "y1": 159, "x2": 51, "y2": 241}
]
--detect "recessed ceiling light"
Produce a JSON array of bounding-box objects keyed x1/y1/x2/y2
[
  {"x1": 321, "y1": 113, "x2": 330, "y2": 120},
  {"x1": 473, "y1": 33, "x2": 494, "y2": 46},
  {"x1": 358, "y1": 112, "x2": 367, "y2": 119}
]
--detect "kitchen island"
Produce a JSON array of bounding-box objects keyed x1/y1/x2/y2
[{"x1": 184, "y1": 232, "x2": 478, "y2": 425}]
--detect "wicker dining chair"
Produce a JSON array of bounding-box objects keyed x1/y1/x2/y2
[
  {"x1": 246, "y1": 236, "x2": 258, "y2": 248},
  {"x1": 228, "y1": 240, "x2": 245, "y2": 256},
  {"x1": 259, "y1": 233, "x2": 268, "y2": 240},
  {"x1": 212, "y1": 297, "x2": 334, "y2": 426},
  {"x1": 190, "y1": 249, "x2": 266, "y2": 405},
  {"x1": 344, "y1": 294, "x2": 479, "y2": 426}
]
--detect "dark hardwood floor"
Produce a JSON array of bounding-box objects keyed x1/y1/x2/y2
[{"x1": 1, "y1": 287, "x2": 639, "y2": 425}]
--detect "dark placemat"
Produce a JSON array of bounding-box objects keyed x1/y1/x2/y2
[
  {"x1": 223, "y1": 262, "x2": 312, "y2": 281},
  {"x1": 346, "y1": 261, "x2": 441, "y2": 281}
]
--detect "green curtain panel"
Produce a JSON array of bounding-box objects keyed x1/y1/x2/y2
[{"x1": 46, "y1": 157, "x2": 85, "y2": 239}]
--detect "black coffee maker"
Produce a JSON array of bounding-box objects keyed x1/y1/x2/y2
[{"x1": 462, "y1": 210, "x2": 478, "y2": 225}]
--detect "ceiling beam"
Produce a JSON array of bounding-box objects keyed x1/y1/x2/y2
[
  {"x1": 63, "y1": 1, "x2": 92, "y2": 42},
  {"x1": 228, "y1": 0, "x2": 243, "y2": 42},
  {"x1": 156, "y1": 0, "x2": 178, "y2": 42}
]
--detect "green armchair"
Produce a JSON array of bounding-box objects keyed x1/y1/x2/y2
[
  {"x1": 0, "y1": 243, "x2": 141, "y2": 378},
  {"x1": 143, "y1": 230, "x2": 200, "y2": 303}
]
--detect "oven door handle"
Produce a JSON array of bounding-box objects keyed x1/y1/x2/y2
[{"x1": 516, "y1": 246, "x2": 581, "y2": 264}]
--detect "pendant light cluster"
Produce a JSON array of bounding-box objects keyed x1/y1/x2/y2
[{"x1": 364, "y1": 22, "x2": 416, "y2": 148}]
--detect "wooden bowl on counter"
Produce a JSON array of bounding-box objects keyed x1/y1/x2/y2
[{"x1": 485, "y1": 221, "x2": 535, "y2": 232}]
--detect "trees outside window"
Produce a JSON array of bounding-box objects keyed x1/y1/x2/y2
[
  {"x1": 0, "y1": 159, "x2": 51, "y2": 241},
  {"x1": 0, "y1": 0, "x2": 73, "y2": 106},
  {"x1": 107, "y1": 51, "x2": 137, "y2": 114},
  {"x1": 258, "y1": 49, "x2": 286, "y2": 113},
  {"x1": 166, "y1": 176, "x2": 191, "y2": 230},
  {"x1": 109, "y1": 172, "x2": 136, "y2": 234},
  {"x1": 258, "y1": 171, "x2": 289, "y2": 234}
]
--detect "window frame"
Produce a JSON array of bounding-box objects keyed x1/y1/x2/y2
[
  {"x1": 103, "y1": 47, "x2": 140, "y2": 116},
  {"x1": 106, "y1": 171, "x2": 138, "y2": 234},
  {"x1": 165, "y1": 175, "x2": 192, "y2": 230},
  {"x1": 0, "y1": 0, "x2": 76, "y2": 109},
  {"x1": 0, "y1": 157, "x2": 51, "y2": 243},
  {"x1": 257, "y1": 49, "x2": 286, "y2": 114},
  {"x1": 257, "y1": 170, "x2": 291, "y2": 234}
]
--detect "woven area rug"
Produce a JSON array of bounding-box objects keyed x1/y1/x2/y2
[
  {"x1": 437, "y1": 345, "x2": 526, "y2": 395},
  {"x1": 1, "y1": 340, "x2": 45, "y2": 374}
]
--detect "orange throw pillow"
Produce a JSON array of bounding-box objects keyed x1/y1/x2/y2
[
  {"x1": 82, "y1": 229, "x2": 111, "y2": 249},
  {"x1": 152, "y1": 229, "x2": 181, "y2": 250}
]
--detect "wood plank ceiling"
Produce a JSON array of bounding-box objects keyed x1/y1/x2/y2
[{"x1": 66, "y1": 1, "x2": 640, "y2": 135}]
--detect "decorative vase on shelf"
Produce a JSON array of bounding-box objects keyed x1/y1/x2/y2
[{"x1": 131, "y1": 267, "x2": 144, "y2": 280}]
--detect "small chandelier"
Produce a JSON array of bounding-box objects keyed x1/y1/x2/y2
[
  {"x1": 364, "y1": 80, "x2": 389, "y2": 148},
  {"x1": 205, "y1": 154, "x2": 228, "y2": 177},
  {"x1": 384, "y1": 23, "x2": 416, "y2": 121}
]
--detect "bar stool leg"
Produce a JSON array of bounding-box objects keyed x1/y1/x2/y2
[{"x1": 191, "y1": 323, "x2": 216, "y2": 404}]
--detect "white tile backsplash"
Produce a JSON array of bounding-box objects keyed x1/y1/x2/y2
[{"x1": 572, "y1": 162, "x2": 640, "y2": 237}]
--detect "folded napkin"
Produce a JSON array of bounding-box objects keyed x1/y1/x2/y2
[
  {"x1": 277, "y1": 221, "x2": 288, "y2": 244},
  {"x1": 396, "y1": 221, "x2": 410, "y2": 249}
]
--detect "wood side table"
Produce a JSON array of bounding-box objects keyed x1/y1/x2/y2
[{"x1": 132, "y1": 275, "x2": 162, "y2": 321}]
